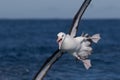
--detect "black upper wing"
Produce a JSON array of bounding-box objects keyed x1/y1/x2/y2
[
  {"x1": 69, "y1": 0, "x2": 92, "y2": 37},
  {"x1": 33, "y1": 49, "x2": 63, "y2": 80}
]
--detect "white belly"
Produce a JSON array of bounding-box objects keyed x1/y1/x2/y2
[{"x1": 61, "y1": 35, "x2": 78, "y2": 52}]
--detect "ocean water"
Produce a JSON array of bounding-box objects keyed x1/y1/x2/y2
[{"x1": 0, "y1": 19, "x2": 120, "y2": 80}]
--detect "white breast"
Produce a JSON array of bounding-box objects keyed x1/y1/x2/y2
[{"x1": 60, "y1": 35, "x2": 78, "y2": 52}]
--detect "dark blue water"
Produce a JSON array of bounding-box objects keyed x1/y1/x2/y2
[{"x1": 0, "y1": 19, "x2": 120, "y2": 80}]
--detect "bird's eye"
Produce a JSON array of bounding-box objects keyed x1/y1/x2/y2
[{"x1": 62, "y1": 35, "x2": 64, "y2": 37}]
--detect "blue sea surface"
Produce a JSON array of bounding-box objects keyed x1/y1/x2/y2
[{"x1": 0, "y1": 19, "x2": 120, "y2": 80}]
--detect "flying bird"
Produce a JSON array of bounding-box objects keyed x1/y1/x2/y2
[
  {"x1": 57, "y1": 32, "x2": 100, "y2": 69},
  {"x1": 33, "y1": 0, "x2": 100, "y2": 80}
]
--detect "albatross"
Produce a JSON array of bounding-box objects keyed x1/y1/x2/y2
[
  {"x1": 33, "y1": 0, "x2": 100, "y2": 80},
  {"x1": 57, "y1": 32, "x2": 100, "y2": 69}
]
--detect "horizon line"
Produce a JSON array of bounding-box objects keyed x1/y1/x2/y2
[{"x1": 0, "y1": 18, "x2": 120, "y2": 20}]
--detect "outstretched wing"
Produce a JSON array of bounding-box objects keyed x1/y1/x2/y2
[
  {"x1": 33, "y1": 0, "x2": 92, "y2": 80},
  {"x1": 33, "y1": 49, "x2": 63, "y2": 80},
  {"x1": 69, "y1": 0, "x2": 92, "y2": 37}
]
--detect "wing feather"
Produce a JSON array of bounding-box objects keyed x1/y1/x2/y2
[
  {"x1": 69, "y1": 0, "x2": 92, "y2": 37},
  {"x1": 33, "y1": 49, "x2": 63, "y2": 80}
]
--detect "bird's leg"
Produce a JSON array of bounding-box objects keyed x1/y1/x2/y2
[
  {"x1": 72, "y1": 52, "x2": 81, "y2": 60},
  {"x1": 76, "y1": 52, "x2": 85, "y2": 60},
  {"x1": 73, "y1": 52, "x2": 86, "y2": 61},
  {"x1": 82, "y1": 59, "x2": 91, "y2": 70},
  {"x1": 76, "y1": 54, "x2": 91, "y2": 69}
]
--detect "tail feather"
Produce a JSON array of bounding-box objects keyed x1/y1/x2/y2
[
  {"x1": 91, "y1": 34, "x2": 101, "y2": 43},
  {"x1": 82, "y1": 59, "x2": 91, "y2": 70}
]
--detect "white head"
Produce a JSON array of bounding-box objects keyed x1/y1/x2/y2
[{"x1": 57, "y1": 32, "x2": 66, "y2": 49}]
